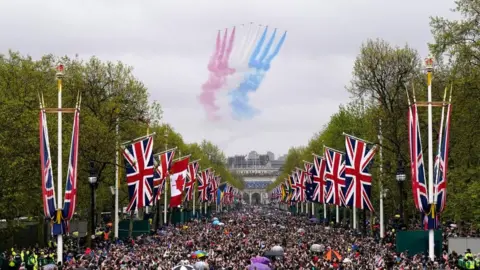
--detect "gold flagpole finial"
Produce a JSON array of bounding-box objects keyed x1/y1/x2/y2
[
  {"x1": 56, "y1": 64, "x2": 64, "y2": 93},
  {"x1": 425, "y1": 55, "x2": 434, "y2": 86}
]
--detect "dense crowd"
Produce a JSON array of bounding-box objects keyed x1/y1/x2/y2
[{"x1": 1, "y1": 205, "x2": 479, "y2": 269}]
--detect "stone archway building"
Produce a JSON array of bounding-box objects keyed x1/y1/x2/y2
[{"x1": 227, "y1": 151, "x2": 285, "y2": 204}]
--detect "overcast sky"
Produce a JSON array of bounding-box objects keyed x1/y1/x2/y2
[{"x1": 0, "y1": 0, "x2": 455, "y2": 158}]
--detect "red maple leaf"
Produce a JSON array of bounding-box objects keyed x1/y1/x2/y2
[{"x1": 175, "y1": 175, "x2": 185, "y2": 191}]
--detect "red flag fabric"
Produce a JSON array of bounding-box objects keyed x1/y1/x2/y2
[{"x1": 169, "y1": 156, "x2": 190, "y2": 208}]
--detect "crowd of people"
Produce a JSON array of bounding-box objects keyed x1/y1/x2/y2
[{"x1": 1, "y1": 205, "x2": 479, "y2": 269}]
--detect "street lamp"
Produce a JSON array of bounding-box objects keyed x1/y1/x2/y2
[
  {"x1": 396, "y1": 158, "x2": 406, "y2": 220},
  {"x1": 88, "y1": 161, "x2": 98, "y2": 241}
]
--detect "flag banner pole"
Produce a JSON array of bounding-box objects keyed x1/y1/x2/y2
[
  {"x1": 154, "y1": 147, "x2": 178, "y2": 157},
  {"x1": 114, "y1": 118, "x2": 120, "y2": 238},
  {"x1": 379, "y1": 118, "x2": 385, "y2": 239},
  {"x1": 342, "y1": 132, "x2": 375, "y2": 145},
  {"x1": 426, "y1": 56, "x2": 435, "y2": 261},
  {"x1": 323, "y1": 145, "x2": 345, "y2": 154},
  {"x1": 121, "y1": 133, "x2": 156, "y2": 146},
  {"x1": 413, "y1": 101, "x2": 445, "y2": 107},
  {"x1": 56, "y1": 64, "x2": 64, "y2": 264},
  {"x1": 173, "y1": 154, "x2": 192, "y2": 162},
  {"x1": 145, "y1": 125, "x2": 150, "y2": 215},
  {"x1": 353, "y1": 207, "x2": 357, "y2": 229},
  {"x1": 193, "y1": 183, "x2": 196, "y2": 217},
  {"x1": 164, "y1": 178, "x2": 168, "y2": 224},
  {"x1": 336, "y1": 205, "x2": 339, "y2": 223},
  {"x1": 42, "y1": 108, "x2": 77, "y2": 113},
  {"x1": 433, "y1": 87, "x2": 448, "y2": 206}
]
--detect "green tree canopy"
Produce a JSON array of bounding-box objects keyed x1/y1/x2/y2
[
  {"x1": 0, "y1": 51, "x2": 240, "y2": 230},
  {"x1": 269, "y1": 1, "x2": 480, "y2": 224}
]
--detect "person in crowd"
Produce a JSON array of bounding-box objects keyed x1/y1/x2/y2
[{"x1": 2, "y1": 205, "x2": 478, "y2": 269}]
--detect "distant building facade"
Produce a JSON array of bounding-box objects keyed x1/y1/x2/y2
[{"x1": 227, "y1": 150, "x2": 285, "y2": 177}]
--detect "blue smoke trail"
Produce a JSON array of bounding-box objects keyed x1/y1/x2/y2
[{"x1": 229, "y1": 29, "x2": 287, "y2": 120}]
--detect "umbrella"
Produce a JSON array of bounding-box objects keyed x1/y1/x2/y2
[
  {"x1": 248, "y1": 263, "x2": 271, "y2": 270},
  {"x1": 343, "y1": 258, "x2": 352, "y2": 263},
  {"x1": 271, "y1": 246, "x2": 284, "y2": 252},
  {"x1": 324, "y1": 250, "x2": 342, "y2": 261},
  {"x1": 297, "y1": 228, "x2": 305, "y2": 233},
  {"x1": 212, "y1": 217, "x2": 218, "y2": 221},
  {"x1": 212, "y1": 220, "x2": 220, "y2": 225},
  {"x1": 194, "y1": 261, "x2": 209, "y2": 269},
  {"x1": 172, "y1": 265, "x2": 195, "y2": 270},
  {"x1": 264, "y1": 250, "x2": 284, "y2": 257},
  {"x1": 251, "y1": 256, "x2": 270, "y2": 265},
  {"x1": 218, "y1": 222, "x2": 225, "y2": 226},
  {"x1": 310, "y1": 244, "x2": 324, "y2": 253},
  {"x1": 309, "y1": 217, "x2": 319, "y2": 222}
]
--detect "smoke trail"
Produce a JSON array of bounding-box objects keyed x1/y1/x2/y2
[
  {"x1": 229, "y1": 30, "x2": 287, "y2": 120},
  {"x1": 223, "y1": 24, "x2": 262, "y2": 92},
  {"x1": 198, "y1": 28, "x2": 236, "y2": 120}
]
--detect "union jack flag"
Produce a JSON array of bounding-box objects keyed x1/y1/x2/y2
[
  {"x1": 153, "y1": 148, "x2": 175, "y2": 202},
  {"x1": 295, "y1": 168, "x2": 307, "y2": 202},
  {"x1": 422, "y1": 211, "x2": 439, "y2": 230},
  {"x1": 343, "y1": 135, "x2": 376, "y2": 211},
  {"x1": 184, "y1": 160, "x2": 199, "y2": 201},
  {"x1": 62, "y1": 108, "x2": 80, "y2": 220},
  {"x1": 123, "y1": 136, "x2": 155, "y2": 211},
  {"x1": 197, "y1": 168, "x2": 210, "y2": 202},
  {"x1": 408, "y1": 104, "x2": 429, "y2": 213},
  {"x1": 39, "y1": 109, "x2": 56, "y2": 219},
  {"x1": 209, "y1": 175, "x2": 219, "y2": 202},
  {"x1": 289, "y1": 174, "x2": 298, "y2": 202},
  {"x1": 270, "y1": 185, "x2": 281, "y2": 201},
  {"x1": 324, "y1": 147, "x2": 346, "y2": 206},
  {"x1": 308, "y1": 156, "x2": 326, "y2": 203},
  {"x1": 304, "y1": 162, "x2": 313, "y2": 181},
  {"x1": 434, "y1": 103, "x2": 452, "y2": 214},
  {"x1": 223, "y1": 184, "x2": 234, "y2": 204}
]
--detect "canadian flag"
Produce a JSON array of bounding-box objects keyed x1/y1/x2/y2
[{"x1": 169, "y1": 156, "x2": 190, "y2": 208}]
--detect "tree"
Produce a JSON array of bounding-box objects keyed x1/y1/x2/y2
[
  {"x1": 0, "y1": 51, "x2": 242, "y2": 240},
  {"x1": 429, "y1": 0, "x2": 480, "y2": 222}
]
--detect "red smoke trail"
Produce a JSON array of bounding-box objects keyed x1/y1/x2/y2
[{"x1": 199, "y1": 27, "x2": 236, "y2": 120}]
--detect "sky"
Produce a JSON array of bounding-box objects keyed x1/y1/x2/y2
[{"x1": 0, "y1": 0, "x2": 456, "y2": 158}]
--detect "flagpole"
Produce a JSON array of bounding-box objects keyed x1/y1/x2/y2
[
  {"x1": 426, "y1": 56, "x2": 435, "y2": 261},
  {"x1": 353, "y1": 207, "x2": 357, "y2": 229},
  {"x1": 145, "y1": 123, "x2": 150, "y2": 215},
  {"x1": 56, "y1": 64, "x2": 64, "y2": 264},
  {"x1": 336, "y1": 205, "x2": 339, "y2": 223},
  {"x1": 193, "y1": 181, "x2": 196, "y2": 218},
  {"x1": 114, "y1": 117, "x2": 119, "y2": 239},
  {"x1": 311, "y1": 202, "x2": 314, "y2": 216},
  {"x1": 379, "y1": 118, "x2": 385, "y2": 239},
  {"x1": 323, "y1": 203, "x2": 327, "y2": 220},
  {"x1": 164, "y1": 129, "x2": 168, "y2": 225}
]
